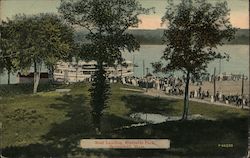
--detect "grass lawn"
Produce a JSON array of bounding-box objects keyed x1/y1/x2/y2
[{"x1": 0, "y1": 82, "x2": 249, "y2": 158}]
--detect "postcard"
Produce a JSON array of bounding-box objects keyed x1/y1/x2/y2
[{"x1": 0, "y1": 0, "x2": 249, "y2": 157}]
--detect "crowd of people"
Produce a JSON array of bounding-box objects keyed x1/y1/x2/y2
[
  {"x1": 122, "y1": 75, "x2": 184, "y2": 94},
  {"x1": 122, "y1": 75, "x2": 249, "y2": 108},
  {"x1": 189, "y1": 88, "x2": 248, "y2": 107}
]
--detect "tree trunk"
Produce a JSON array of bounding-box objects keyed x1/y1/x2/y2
[
  {"x1": 33, "y1": 61, "x2": 41, "y2": 94},
  {"x1": 182, "y1": 71, "x2": 190, "y2": 120},
  {"x1": 120, "y1": 64, "x2": 123, "y2": 79},
  {"x1": 91, "y1": 61, "x2": 105, "y2": 134},
  {"x1": 76, "y1": 64, "x2": 78, "y2": 82},
  {"x1": 50, "y1": 65, "x2": 55, "y2": 83},
  {"x1": 7, "y1": 70, "x2": 10, "y2": 85}
]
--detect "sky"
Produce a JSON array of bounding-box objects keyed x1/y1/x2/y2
[{"x1": 1, "y1": 0, "x2": 249, "y2": 29}]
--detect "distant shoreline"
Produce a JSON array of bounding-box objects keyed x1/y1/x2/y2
[{"x1": 75, "y1": 29, "x2": 250, "y2": 45}]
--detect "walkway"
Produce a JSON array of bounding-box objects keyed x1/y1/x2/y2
[{"x1": 144, "y1": 89, "x2": 250, "y2": 110}]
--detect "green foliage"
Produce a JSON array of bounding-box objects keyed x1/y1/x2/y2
[
  {"x1": 59, "y1": 0, "x2": 153, "y2": 64},
  {"x1": 59, "y1": 0, "x2": 152, "y2": 131},
  {"x1": 158, "y1": 0, "x2": 236, "y2": 74},
  {"x1": 89, "y1": 64, "x2": 110, "y2": 131},
  {"x1": 153, "y1": 0, "x2": 236, "y2": 119},
  {"x1": 5, "y1": 13, "x2": 74, "y2": 92},
  {"x1": 0, "y1": 21, "x2": 19, "y2": 83},
  {"x1": 10, "y1": 13, "x2": 74, "y2": 69}
]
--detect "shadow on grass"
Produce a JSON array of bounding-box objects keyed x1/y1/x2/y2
[
  {"x1": 214, "y1": 109, "x2": 249, "y2": 120},
  {"x1": 43, "y1": 94, "x2": 94, "y2": 155},
  {"x1": 2, "y1": 93, "x2": 248, "y2": 158},
  {"x1": 2, "y1": 94, "x2": 92, "y2": 157},
  {"x1": 121, "y1": 94, "x2": 179, "y2": 115},
  {"x1": 2, "y1": 93, "x2": 140, "y2": 157},
  {"x1": 109, "y1": 117, "x2": 248, "y2": 158},
  {"x1": 0, "y1": 83, "x2": 63, "y2": 97}
]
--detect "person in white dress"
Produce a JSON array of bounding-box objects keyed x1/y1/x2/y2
[
  {"x1": 194, "y1": 90, "x2": 198, "y2": 98},
  {"x1": 211, "y1": 95, "x2": 214, "y2": 103}
]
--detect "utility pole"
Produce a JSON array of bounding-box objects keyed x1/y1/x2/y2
[
  {"x1": 146, "y1": 67, "x2": 149, "y2": 92},
  {"x1": 143, "y1": 60, "x2": 145, "y2": 77},
  {"x1": 219, "y1": 58, "x2": 222, "y2": 74},
  {"x1": 241, "y1": 74, "x2": 244, "y2": 109},
  {"x1": 213, "y1": 67, "x2": 216, "y2": 102},
  {"x1": 241, "y1": 74, "x2": 244, "y2": 96},
  {"x1": 0, "y1": 17, "x2": 2, "y2": 85},
  {"x1": 132, "y1": 54, "x2": 135, "y2": 73}
]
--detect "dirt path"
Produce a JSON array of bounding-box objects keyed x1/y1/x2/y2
[{"x1": 144, "y1": 89, "x2": 250, "y2": 109}]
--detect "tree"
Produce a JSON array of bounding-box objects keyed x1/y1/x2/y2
[
  {"x1": 10, "y1": 14, "x2": 74, "y2": 93},
  {"x1": 152, "y1": 0, "x2": 235, "y2": 120},
  {"x1": 59, "y1": 0, "x2": 152, "y2": 133},
  {"x1": 0, "y1": 20, "x2": 18, "y2": 84}
]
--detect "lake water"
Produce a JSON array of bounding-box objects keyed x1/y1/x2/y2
[
  {"x1": 123, "y1": 44, "x2": 249, "y2": 78},
  {"x1": 0, "y1": 45, "x2": 248, "y2": 84}
]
